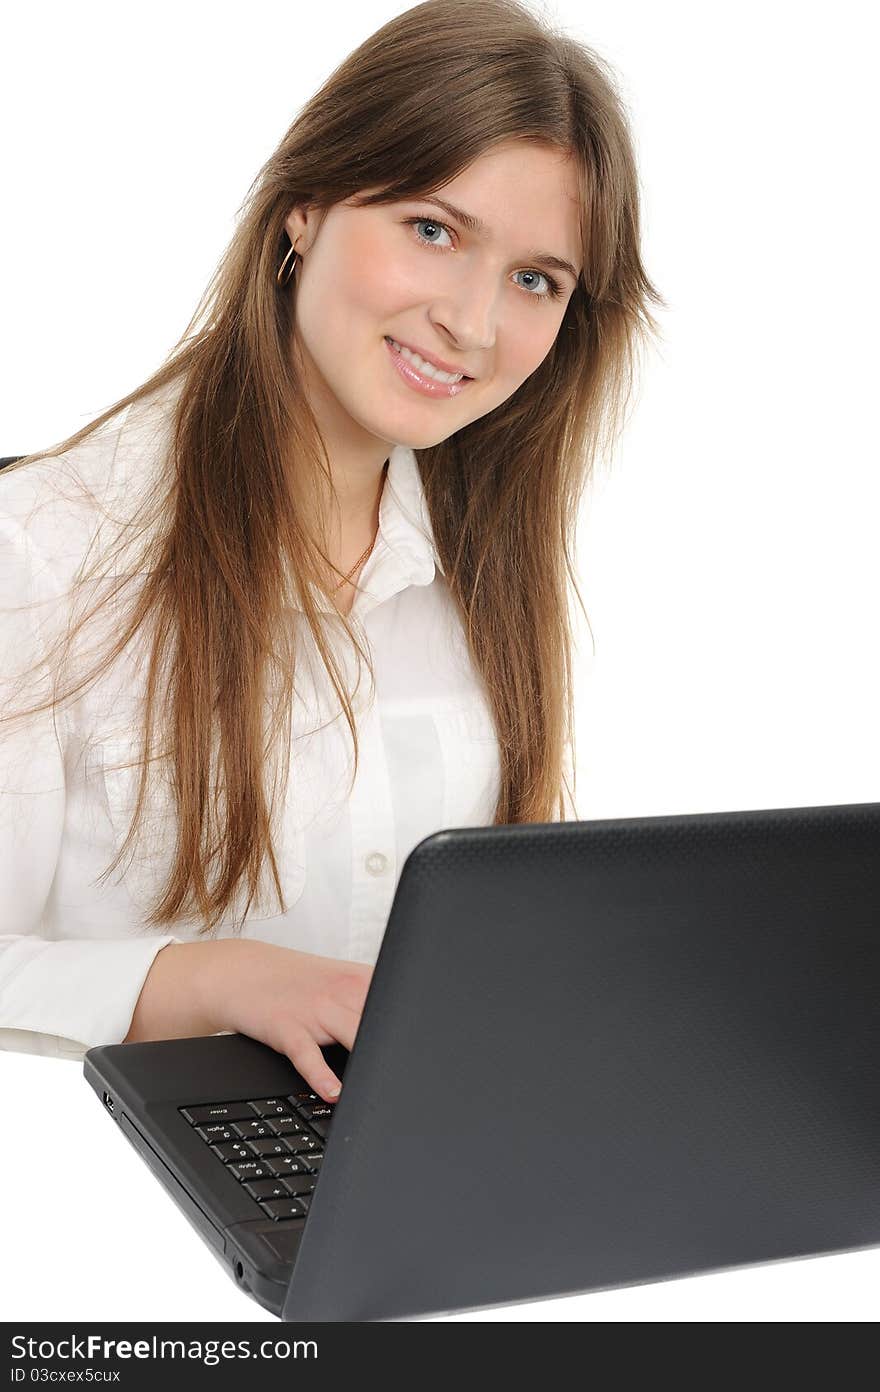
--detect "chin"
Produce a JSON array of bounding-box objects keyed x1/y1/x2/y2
[
  {"x1": 398, "y1": 428, "x2": 461, "y2": 451},
  {"x1": 360, "y1": 410, "x2": 456, "y2": 453}
]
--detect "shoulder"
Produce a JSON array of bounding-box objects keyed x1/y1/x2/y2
[{"x1": 0, "y1": 381, "x2": 179, "y2": 591}]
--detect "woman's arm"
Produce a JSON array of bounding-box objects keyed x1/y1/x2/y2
[
  {"x1": 123, "y1": 940, "x2": 227, "y2": 1043},
  {"x1": 0, "y1": 508, "x2": 189, "y2": 1059}
]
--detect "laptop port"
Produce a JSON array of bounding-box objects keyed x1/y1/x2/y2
[{"x1": 102, "y1": 1091, "x2": 115, "y2": 1114}]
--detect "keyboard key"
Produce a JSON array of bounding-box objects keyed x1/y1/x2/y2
[
  {"x1": 249, "y1": 1137, "x2": 293, "y2": 1158},
  {"x1": 180, "y1": 1102, "x2": 255, "y2": 1126},
  {"x1": 229, "y1": 1160, "x2": 273, "y2": 1181},
  {"x1": 306, "y1": 1118, "x2": 331, "y2": 1140},
  {"x1": 283, "y1": 1134, "x2": 320, "y2": 1154},
  {"x1": 265, "y1": 1154, "x2": 315, "y2": 1177},
  {"x1": 212, "y1": 1140, "x2": 255, "y2": 1163},
  {"x1": 270, "y1": 1116, "x2": 309, "y2": 1136},
  {"x1": 261, "y1": 1197, "x2": 308, "y2": 1221},
  {"x1": 196, "y1": 1124, "x2": 237, "y2": 1144},
  {"x1": 306, "y1": 1153, "x2": 324, "y2": 1171},
  {"x1": 231, "y1": 1119, "x2": 274, "y2": 1141},
  {"x1": 248, "y1": 1098, "x2": 291, "y2": 1118},
  {"x1": 244, "y1": 1178, "x2": 291, "y2": 1201},
  {"x1": 288, "y1": 1091, "x2": 319, "y2": 1107},
  {"x1": 282, "y1": 1175, "x2": 316, "y2": 1196},
  {"x1": 295, "y1": 1102, "x2": 335, "y2": 1121}
]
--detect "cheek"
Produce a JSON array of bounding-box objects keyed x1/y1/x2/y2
[
  {"x1": 332, "y1": 222, "x2": 414, "y2": 316},
  {"x1": 296, "y1": 230, "x2": 395, "y2": 365},
  {"x1": 497, "y1": 317, "x2": 560, "y2": 386}
]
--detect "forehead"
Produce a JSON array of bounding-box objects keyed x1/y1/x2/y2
[{"x1": 444, "y1": 140, "x2": 581, "y2": 211}]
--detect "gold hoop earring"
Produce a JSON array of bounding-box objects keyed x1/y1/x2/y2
[{"x1": 277, "y1": 241, "x2": 299, "y2": 288}]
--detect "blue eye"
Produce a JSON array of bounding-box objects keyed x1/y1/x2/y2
[
  {"x1": 403, "y1": 215, "x2": 564, "y2": 301},
  {"x1": 408, "y1": 217, "x2": 454, "y2": 249}
]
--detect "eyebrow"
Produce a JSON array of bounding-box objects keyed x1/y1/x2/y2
[{"x1": 414, "y1": 195, "x2": 581, "y2": 285}]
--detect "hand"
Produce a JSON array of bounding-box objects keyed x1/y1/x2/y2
[{"x1": 204, "y1": 940, "x2": 374, "y2": 1103}]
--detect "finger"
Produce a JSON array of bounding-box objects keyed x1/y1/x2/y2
[{"x1": 284, "y1": 1029, "x2": 344, "y2": 1103}]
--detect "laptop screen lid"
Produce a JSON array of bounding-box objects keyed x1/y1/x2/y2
[{"x1": 284, "y1": 799, "x2": 880, "y2": 1321}]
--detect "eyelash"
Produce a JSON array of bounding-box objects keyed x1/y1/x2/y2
[{"x1": 402, "y1": 215, "x2": 565, "y2": 302}]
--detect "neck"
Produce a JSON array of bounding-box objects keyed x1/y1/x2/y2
[
  {"x1": 329, "y1": 457, "x2": 388, "y2": 545},
  {"x1": 319, "y1": 459, "x2": 388, "y2": 599}
]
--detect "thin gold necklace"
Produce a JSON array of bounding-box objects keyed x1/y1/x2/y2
[{"x1": 331, "y1": 459, "x2": 388, "y2": 593}]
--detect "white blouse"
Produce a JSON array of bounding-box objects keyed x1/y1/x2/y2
[{"x1": 0, "y1": 381, "x2": 575, "y2": 1062}]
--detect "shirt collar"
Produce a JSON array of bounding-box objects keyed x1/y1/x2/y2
[
  {"x1": 300, "y1": 440, "x2": 444, "y2": 615},
  {"x1": 380, "y1": 440, "x2": 446, "y2": 575}
]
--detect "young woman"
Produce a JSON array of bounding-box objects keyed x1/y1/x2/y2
[{"x1": 0, "y1": 0, "x2": 664, "y2": 1100}]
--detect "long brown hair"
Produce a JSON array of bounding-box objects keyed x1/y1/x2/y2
[{"x1": 1, "y1": 0, "x2": 666, "y2": 934}]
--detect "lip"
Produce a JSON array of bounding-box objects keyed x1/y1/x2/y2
[
  {"x1": 384, "y1": 337, "x2": 473, "y2": 399},
  {"x1": 384, "y1": 335, "x2": 474, "y2": 379}
]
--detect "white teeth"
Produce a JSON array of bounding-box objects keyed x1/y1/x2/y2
[{"x1": 387, "y1": 338, "x2": 464, "y2": 384}]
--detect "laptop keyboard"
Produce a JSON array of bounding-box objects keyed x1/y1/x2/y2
[{"x1": 179, "y1": 1091, "x2": 336, "y2": 1223}]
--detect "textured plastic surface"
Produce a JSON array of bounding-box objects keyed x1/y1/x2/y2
[{"x1": 283, "y1": 800, "x2": 880, "y2": 1320}]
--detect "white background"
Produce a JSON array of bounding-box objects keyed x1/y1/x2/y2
[{"x1": 2, "y1": 0, "x2": 878, "y2": 1322}]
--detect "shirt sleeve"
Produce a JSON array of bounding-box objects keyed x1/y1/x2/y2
[{"x1": 0, "y1": 506, "x2": 183, "y2": 1062}]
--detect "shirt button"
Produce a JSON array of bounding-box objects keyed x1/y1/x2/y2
[{"x1": 365, "y1": 851, "x2": 388, "y2": 875}]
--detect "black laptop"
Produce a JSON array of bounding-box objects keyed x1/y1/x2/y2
[{"x1": 83, "y1": 799, "x2": 880, "y2": 1321}]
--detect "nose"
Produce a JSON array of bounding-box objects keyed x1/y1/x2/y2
[{"x1": 428, "y1": 277, "x2": 498, "y2": 364}]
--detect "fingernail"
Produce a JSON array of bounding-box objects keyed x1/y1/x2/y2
[{"x1": 328, "y1": 1083, "x2": 341, "y2": 1098}]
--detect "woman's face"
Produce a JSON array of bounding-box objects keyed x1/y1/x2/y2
[{"x1": 285, "y1": 139, "x2": 583, "y2": 456}]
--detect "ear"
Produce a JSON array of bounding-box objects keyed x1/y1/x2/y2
[
  {"x1": 284, "y1": 207, "x2": 303, "y2": 248},
  {"x1": 284, "y1": 205, "x2": 323, "y2": 254}
]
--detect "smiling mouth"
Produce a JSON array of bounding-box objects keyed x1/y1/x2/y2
[
  {"x1": 383, "y1": 336, "x2": 475, "y2": 400},
  {"x1": 384, "y1": 336, "x2": 473, "y2": 382}
]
